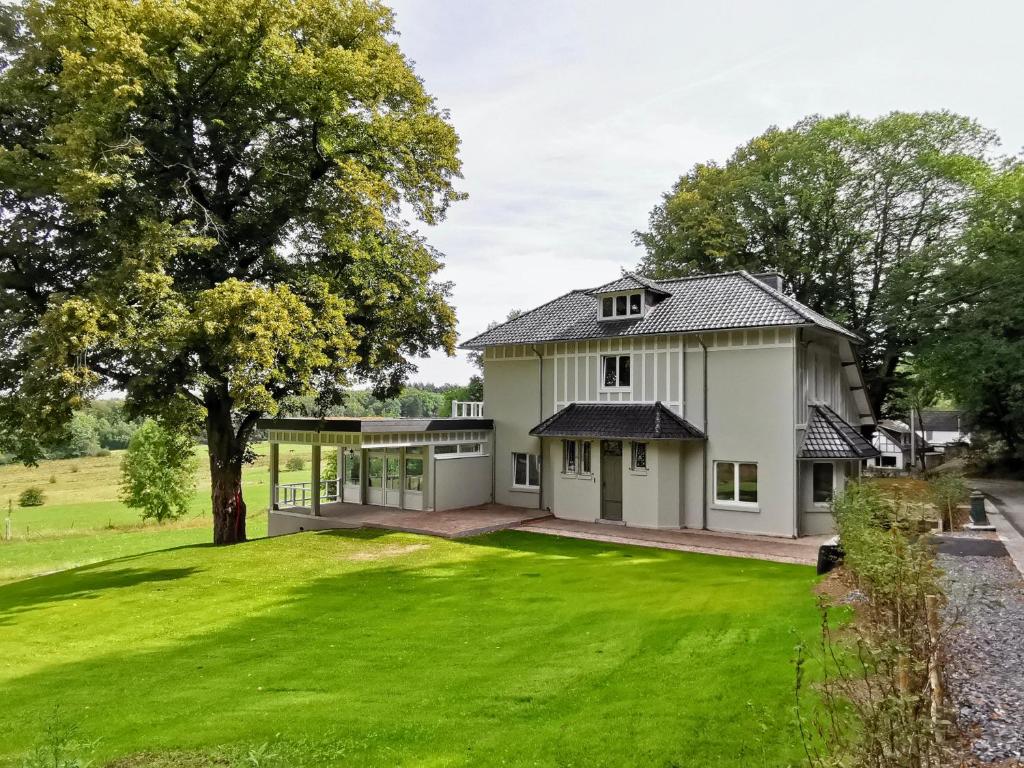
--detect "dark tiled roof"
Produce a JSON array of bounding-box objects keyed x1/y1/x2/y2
[
  {"x1": 460, "y1": 271, "x2": 857, "y2": 349},
  {"x1": 799, "y1": 406, "x2": 880, "y2": 459},
  {"x1": 587, "y1": 273, "x2": 670, "y2": 296},
  {"x1": 920, "y1": 410, "x2": 963, "y2": 432},
  {"x1": 529, "y1": 402, "x2": 705, "y2": 441}
]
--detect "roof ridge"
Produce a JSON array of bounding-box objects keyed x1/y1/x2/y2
[{"x1": 641, "y1": 270, "x2": 745, "y2": 284}]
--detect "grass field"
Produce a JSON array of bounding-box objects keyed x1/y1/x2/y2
[
  {"x1": 0, "y1": 442, "x2": 315, "y2": 582},
  {"x1": 0, "y1": 529, "x2": 821, "y2": 767}
]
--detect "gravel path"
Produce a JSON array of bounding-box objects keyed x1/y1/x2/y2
[{"x1": 941, "y1": 552, "x2": 1024, "y2": 764}]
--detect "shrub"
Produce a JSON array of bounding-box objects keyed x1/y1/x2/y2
[
  {"x1": 49, "y1": 474, "x2": 57, "y2": 484},
  {"x1": 797, "y1": 482, "x2": 951, "y2": 767},
  {"x1": 18, "y1": 487, "x2": 45, "y2": 507},
  {"x1": 95, "y1": 448, "x2": 111, "y2": 458},
  {"x1": 285, "y1": 455, "x2": 305, "y2": 472},
  {"x1": 119, "y1": 420, "x2": 198, "y2": 522},
  {"x1": 928, "y1": 474, "x2": 967, "y2": 532}
]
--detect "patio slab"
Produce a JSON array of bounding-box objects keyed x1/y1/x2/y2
[
  {"x1": 516, "y1": 518, "x2": 828, "y2": 565},
  {"x1": 269, "y1": 502, "x2": 551, "y2": 539}
]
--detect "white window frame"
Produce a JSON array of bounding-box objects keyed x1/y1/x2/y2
[
  {"x1": 599, "y1": 291, "x2": 645, "y2": 320},
  {"x1": 434, "y1": 442, "x2": 487, "y2": 459},
  {"x1": 561, "y1": 439, "x2": 577, "y2": 475},
  {"x1": 559, "y1": 440, "x2": 593, "y2": 477},
  {"x1": 601, "y1": 354, "x2": 632, "y2": 391},
  {"x1": 811, "y1": 462, "x2": 835, "y2": 506},
  {"x1": 713, "y1": 460, "x2": 759, "y2": 508},
  {"x1": 511, "y1": 452, "x2": 541, "y2": 489},
  {"x1": 630, "y1": 441, "x2": 648, "y2": 472}
]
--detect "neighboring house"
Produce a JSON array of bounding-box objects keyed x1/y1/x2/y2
[
  {"x1": 257, "y1": 270, "x2": 879, "y2": 538},
  {"x1": 918, "y1": 409, "x2": 970, "y2": 450},
  {"x1": 870, "y1": 420, "x2": 930, "y2": 469}
]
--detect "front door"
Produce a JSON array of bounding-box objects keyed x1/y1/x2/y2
[{"x1": 600, "y1": 440, "x2": 623, "y2": 521}]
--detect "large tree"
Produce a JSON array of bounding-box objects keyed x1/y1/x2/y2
[
  {"x1": 0, "y1": 0, "x2": 463, "y2": 543},
  {"x1": 635, "y1": 112, "x2": 997, "y2": 411},
  {"x1": 917, "y1": 164, "x2": 1024, "y2": 460}
]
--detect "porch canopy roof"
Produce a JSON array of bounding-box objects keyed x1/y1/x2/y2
[
  {"x1": 529, "y1": 402, "x2": 705, "y2": 441},
  {"x1": 257, "y1": 416, "x2": 493, "y2": 434},
  {"x1": 798, "y1": 405, "x2": 879, "y2": 460}
]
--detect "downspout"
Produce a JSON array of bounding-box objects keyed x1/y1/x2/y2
[
  {"x1": 532, "y1": 344, "x2": 544, "y2": 510},
  {"x1": 696, "y1": 335, "x2": 709, "y2": 530}
]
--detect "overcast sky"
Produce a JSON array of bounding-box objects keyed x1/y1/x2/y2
[{"x1": 386, "y1": 0, "x2": 1024, "y2": 386}]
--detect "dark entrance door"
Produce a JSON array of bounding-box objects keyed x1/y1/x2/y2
[{"x1": 601, "y1": 440, "x2": 623, "y2": 521}]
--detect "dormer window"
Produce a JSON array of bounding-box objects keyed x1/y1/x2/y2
[{"x1": 600, "y1": 292, "x2": 644, "y2": 319}]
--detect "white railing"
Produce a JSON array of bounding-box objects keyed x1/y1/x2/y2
[
  {"x1": 452, "y1": 400, "x2": 484, "y2": 418},
  {"x1": 275, "y1": 479, "x2": 342, "y2": 509}
]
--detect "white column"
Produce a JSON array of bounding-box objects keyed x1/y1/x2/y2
[
  {"x1": 311, "y1": 443, "x2": 321, "y2": 516},
  {"x1": 337, "y1": 448, "x2": 345, "y2": 503},
  {"x1": 269, "y1": 442, "x2": 279, "y2": 511}
]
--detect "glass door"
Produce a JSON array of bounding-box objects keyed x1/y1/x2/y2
[
  {"x1": 403, "y1": 447, "x2": 425, "y2": 510},
  {"x1": 384, "y1": 453, "x2": 401, "y2": 507},
  {"x1": 367, "y1": 451, "x2": 385, "y2": 505}
]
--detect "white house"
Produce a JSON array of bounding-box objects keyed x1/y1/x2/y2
[
  {"x1": 918, "y1": 409, "x2": 970, "y2": 450},
  {"x1": 259, "y1": 270, "x2": 879, "y2": 538}
]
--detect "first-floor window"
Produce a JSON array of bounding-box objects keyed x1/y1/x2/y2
[
  {"x1": 512, "y1": 452, "x2": 540, "y2": 488},
  {"x1": 562, "y1": 440, "x2": 577, "y2": 474},
  {"x1": 631, "y1": 442, "x2": 648, "y2": 470},
  {"x1": 812, "y1": 462, "x2": 834, "y2": 504},
  {"x1": 715, "y1": 461, "x2": 758, "y2": 504},
  {"x1": 879, "y1": 455, "x2": 897, "y2": 468},
  {"x1": 581, "y1": 441, "x2": 592, "y2": 474}
]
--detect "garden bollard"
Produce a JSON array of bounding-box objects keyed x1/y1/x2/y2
[{"x1": 967, "y1": 490, "x2": 995, "y2": 531}]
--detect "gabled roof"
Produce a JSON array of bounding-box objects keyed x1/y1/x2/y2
[
  {"x1": 460, "y1": 270, "x2": 859, "y2": 349},
  {"x1": 919, "y1": 409, "x2": 964, "y2": 432},
  {"x1": 529, "y1": 402, "x2": 705, "y2": 441},
  {"x1": 799, "y1": 405, "x2": 880, "y2": 460},
  {"x1": 876, "y1": 424, "x2": 929, "y2": 453},
  {"x1": 587, "y1": 272, "x2": 670, "y2": 296}
]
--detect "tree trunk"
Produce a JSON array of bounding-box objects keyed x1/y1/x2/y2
[{"x1": 206, "y1": 398, "x2": 248, "y2": 545}]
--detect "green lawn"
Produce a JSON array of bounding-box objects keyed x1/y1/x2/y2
[
  {"x1": 0, "y1": 530, "x2": 820, "y2": 767},
  {"x1": 0, "y1": 442, "x2": 316, "y2": 582}
]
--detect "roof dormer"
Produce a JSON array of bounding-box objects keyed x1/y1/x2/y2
[{"x1": 588, "y1": 273, "x2": 669, "y2": 321}]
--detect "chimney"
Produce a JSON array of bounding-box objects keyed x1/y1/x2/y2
[{"x1": 751, "y1": 271, "x2": 785, "y2": 293}]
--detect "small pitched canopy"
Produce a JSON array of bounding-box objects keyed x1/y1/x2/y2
[
  {"x1": 530, "y1": 402, "x2": 705, "y2": 441},
  {"x1": 799, "y1": 406, "x2": 879, "y2": 460},
  {"x1": 586, "y1": 272, "x2": 670, "y2": 297}
]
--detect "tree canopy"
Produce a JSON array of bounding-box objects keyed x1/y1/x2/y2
[
  {"x1": 635, "y1": 112, "x2": 998, "y2": 411},
  {"x1": 0, "y1": 0, "x2": 464, "y2": 542},
  {"x1": 917, "y1": 164, "x2": 1024, "y2": 461}
]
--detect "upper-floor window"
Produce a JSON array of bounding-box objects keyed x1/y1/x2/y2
[
  {"x1": 600, "y1": 292, "x2": 643, "y2": 319},
  {"x1": 602, "y1": 355, "x2": 631, "y2": 389}
]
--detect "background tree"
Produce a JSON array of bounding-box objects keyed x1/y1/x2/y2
[
  {"x1": 917, "y1": 164, "x2": 1024, "y2": 462},
  {"x1": 635, "y1": 112, "x2": 997, "y2": 411},
  {"x1": 0, "y1": 0, "x2": 464, "y2": 543},
  {"x1": 120, "y1": 419, "x2": 199, "y2": 523}
]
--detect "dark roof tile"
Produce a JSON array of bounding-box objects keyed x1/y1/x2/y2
[
  {"x1": 529, "y1": 402, "x2": 705, "y2": 441},
  {"x1": 461, "y1": 271, "x2": 858, "y2": 349},
  {"x1": 799, "y1": 405, "x2": 879, "y2": 459}
]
